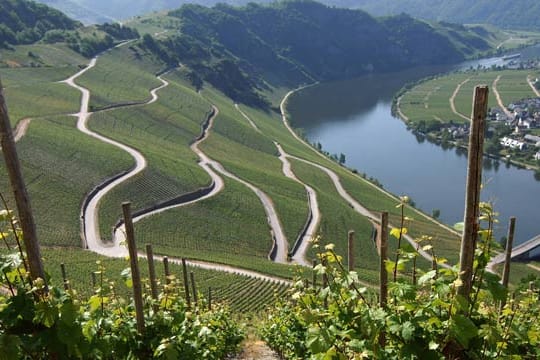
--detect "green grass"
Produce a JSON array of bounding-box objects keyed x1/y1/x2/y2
[
  {"x1": 495, "y1": 70, "x2": 537, "y2": 103},
  {"x1": 0, "y1": 43, "x2": 87, "y2": 68},
  {"x1": 2, "y1": 66, "x2": 81, "y2": 124},
  {"x1": 0, "y1": 116, "x2": 132, "y2": 246},
  {"x1": 76, "y1": 44, "x2": 163, "y2": 110}
]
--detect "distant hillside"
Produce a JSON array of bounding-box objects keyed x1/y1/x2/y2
[
  {"x1": 137, "y1": 1, "x2": 491, "y2": 106},
  {"x1": 31, "y1": 0, "x2": 540, "y2": 31},
  {"x1": 0, "y1": 0, "x2": 80, "y2": 47},
  {"x1": 346, "y1": 0, "x2": 540, "y2": 31},
  {"x1": 37, "y1": 0, "x2": 115, "y2": 25},
  {"x1": 0, "y1": 0, "x2": 140, "y2": 58}
]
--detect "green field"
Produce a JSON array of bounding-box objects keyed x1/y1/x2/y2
[
  {"x1": 76, "y1": 44, "x2": 163, "y2": 110},
  {"x1": 1, "y1": 66, "x2": 81, "y2": 124},
  {"x1": 401, "y1": 69, "x2": 539, "y2": 125}
]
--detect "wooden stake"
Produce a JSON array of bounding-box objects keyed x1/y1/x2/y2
[
  {"x1": 146, "y1": 244, "x2": 159, "y2": 311},
  {"x1": 60, "y1": 263, "x2": 69, "y2": 290},
  {"x1": 0, "y1": 77, "x2": 46, "y2": 286},
  {"x1": 379, "y1": 211, "x2": 388, "y2": 348},
  {"x1": 501, "y1": 217, "x2": 516, "y2": 289},
  {"x1": 182, "y1": 258, "x2": 191, "y2": 308},
  {"x1": 312, "y1": 259, "x2": 317, "y2": 289},
  {"x1": 122, "y1": 202, "x2": 145, "y2": 334},
  {"x1": 347, "y1": 230, "x2": 355, "y2": 272},
  {"x1": 379, "y1": 212, "x2": 388, "y2": 309},
  {"x1": 163, "y1": 256, "x2": 171, "y2": 285},
  {"x1": 458, "y1": 86, "x2": 488, "y2": 299},
  {"x1": 190, "y1": 271, "x2": 198, "y2": 306},
  {"x1": 208, "y1": 287, "x2": 212, "y2": 310}
]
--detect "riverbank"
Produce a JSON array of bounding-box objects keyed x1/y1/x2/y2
[{"x1": 392, "y1": 71, "x2": 540, "y2": 174}]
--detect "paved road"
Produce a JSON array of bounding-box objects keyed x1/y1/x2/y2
[{"x1": 275, "y1": 142, "x2": 320, "y2": 266}]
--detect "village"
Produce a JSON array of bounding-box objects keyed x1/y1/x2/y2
[{"x1": 437, "y1": 95, "x2": 540, "y2": 165}]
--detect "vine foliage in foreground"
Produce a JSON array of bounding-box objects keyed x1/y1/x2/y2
[
  {"x1": 0, "y1": 206, "x2": 244, "y2": 359},
  {"x1": 261, "y1": 202, "x2": 540, "y2": 359}
]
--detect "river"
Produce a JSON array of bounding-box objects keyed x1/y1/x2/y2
[{"x1": 287, "y1": 51, "x2": 540, "y2": 245}]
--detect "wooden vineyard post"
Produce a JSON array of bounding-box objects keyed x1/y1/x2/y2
[
  {"x1": 163, "y1": 256, "x2": 171, "y2": 285},
  {"x1": 60, "y1": 263, "x2": 69, "y2": 290},
  {"x1": 122, "y1": 202, "x2": 145, "y2": 334},
  {"x1": 0, "y1": 77, "x2": 46, "y2": 287},
  {"x1": 458, "y1": 86, "x2": 489, "y2": 300},
  {"x1": 190, "y1": 271, "x2": 198, "y2": 307},
  {"x1": 312, "y1": 260, "x2": 317, "y2": 289},
  {"x1": 379, "y1": 211, "x2": 389, "y2": 347},
  {"x1": 379, "y1": 212, "x2": 388, "y2": 309},
  {"x1": 347, "y1": 230, "x2": 355, "y2": 272},
  {"x1": 146, "y1": 244, "x2": 159, "y2": 303},
  {"x1": 208, "y1": 287, "x2": 212, "y2": 310},
  {"x1": 182, "y1": 258, "x2": 191, "y2": 308},
  {"x1": 501, "y1": 217, "x2": 516, "y2": 289}
]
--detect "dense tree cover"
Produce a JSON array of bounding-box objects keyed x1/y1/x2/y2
[
  {"x1": 143, "y1": 1, "x2": 492, "y2": 106},
  {"x1": 349, "y1": 0, "x2": 540, "y2": 31},
  {"x1": 0, "y1": 0, "x2": 79, "y2": 47},
  {"x1": 0, "y1": 0, "x2": 140, "y2": 57},
  {"x1": 33, "y1": 0, "x2": 540, "y2": 32},
  {"x1": 97, "y1": 23, "x2": 139, "y2": 40}
]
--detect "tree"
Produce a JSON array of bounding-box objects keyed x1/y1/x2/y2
[{"x1": 339, "y1": 153, "x2": 346, "y2": 165}]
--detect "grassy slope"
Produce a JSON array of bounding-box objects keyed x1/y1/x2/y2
[
  {"x1": 89, "y1": 78, "x2": 211, "y2": 237},
  {"x1": 1, "y1": 66, "x2": 81, "y2": 124},
  {"x1": 76, "y1": 45, "x2": 163, "y2": 110},
  {"x1": 0, "y1": 116, "x2": 132, "y2": 246},
  {"x1": 199, "y1": 86, "x2": 309, "y2": 248}
]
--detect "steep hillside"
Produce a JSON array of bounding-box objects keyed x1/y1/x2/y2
[
  {"x1": 137, "y1": 1, "x2": 491, "y2": 106},
  {"x1": 0, "y1": 0, "x2": 79, "y2": 47},
  {"x1": 0, "y1": 0, "x2": 139, "y2": 58},
  {"x1": 347, "y1": 0, "x2": 540, "y2": 31}
]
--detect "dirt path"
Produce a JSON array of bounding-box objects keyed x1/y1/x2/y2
[
  {"x1": 62, "y1": 57, "x2": 150, "y2": 257},
  {"x1": 275, "y1": 142, "x2": 320, "y2": 266},
  {"x1": 235, "y1": 104, "x2": 261, "y2": 133},
  {"x1": 449, "y1": 78, "x2": 471, "y2": 122},
  {"x1": 13, "y1": 118, "x2": 31, "y2": 142},
  {"x1": 395, "y1": 96, "x2": 409, "y2": 122},
  {"x1": 492, "y1": 75, "x2": 514, "y2": 119},
  {"x1": 527, "y1": 75, "x2": 540, "y2": 97}
]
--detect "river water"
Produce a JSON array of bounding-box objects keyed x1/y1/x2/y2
[{"x1": 288, "y1": 51, "x2": 540, "y2": 245}]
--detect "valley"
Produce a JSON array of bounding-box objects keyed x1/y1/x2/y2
[{"x1": 1, "y1": 1, "x2": 540, "y2": 358}]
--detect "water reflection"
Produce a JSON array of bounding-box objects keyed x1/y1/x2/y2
[{"x1": 288, "y1": 60, "x2": 540, "y2": 244}]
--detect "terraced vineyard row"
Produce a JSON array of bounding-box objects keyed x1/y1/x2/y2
[{"x1": 210, "y1": 276, "x2": 290, "y2": 313}]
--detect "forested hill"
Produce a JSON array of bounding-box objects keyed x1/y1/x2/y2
[
  {"x1": 348, "y1": 0, "x2": 540, "y2": 31},
  {"x1": 0, "y1": 0, "x2": 80, "y2": 46},
  {"x1": 143, "y1": 1, "x2": 490, "y2": 105}
]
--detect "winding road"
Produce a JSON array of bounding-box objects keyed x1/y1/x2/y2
[
  {"x1": 61, "y1": 55, "x2": 291, "y2": 278},
  {"x1": 275, "y1": 142, "x2": 319, "y2": 266},
  {"x1": 492, "y1": 75, "x2": 514, "y2": 119},
  {"x1": 449, "y1": 78, "x2": 471, "y2": 122},
  {"x1": 280, "y1": 87, "x2": 447, "y2": 266},
  {"x1": 527, "y1": 75, "x2": 540, "y2": 97}
]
